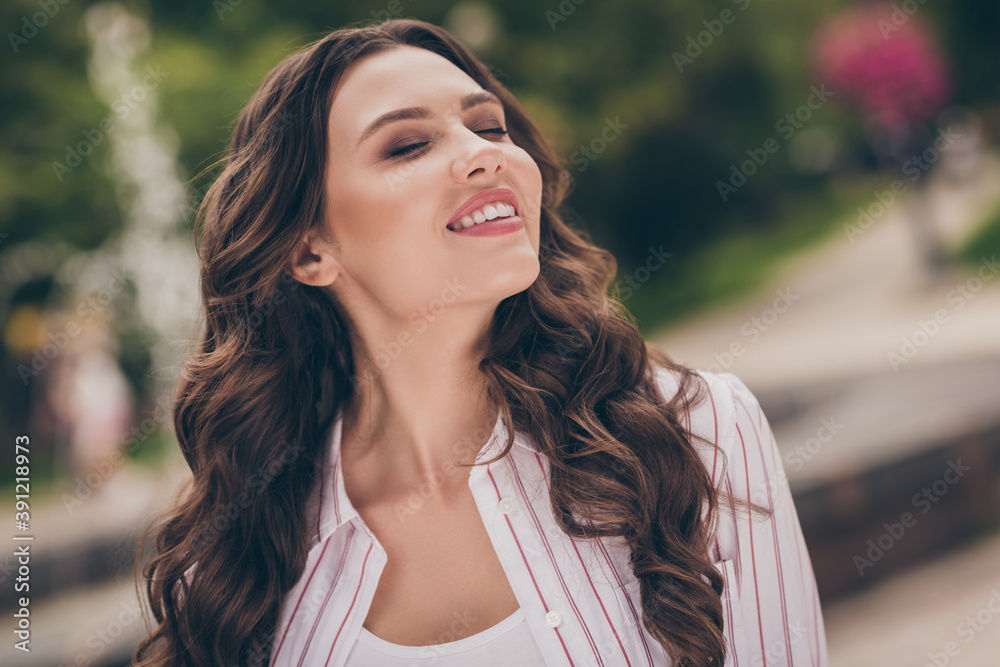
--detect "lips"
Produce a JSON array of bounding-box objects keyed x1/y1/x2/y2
[{"x1": 446, "y1": 187, "x2": 519, "y2": 231}]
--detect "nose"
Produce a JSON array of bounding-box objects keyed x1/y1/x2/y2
[{"x1": 450, "y1": 131, "x2": 506, "y2": 184}]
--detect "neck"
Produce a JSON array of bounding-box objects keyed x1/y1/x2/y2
[{"x1": 339, "y1": 306, "x2": 500, "y2": 507}]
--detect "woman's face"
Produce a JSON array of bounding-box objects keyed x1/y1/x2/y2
[{"x1": 321, "y1": 45, "x2": 543, "y2": 324}]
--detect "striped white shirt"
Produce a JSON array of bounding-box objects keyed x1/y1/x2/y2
[{"x1": 267, "y1": 367, "x2": 828, "y2": 666}]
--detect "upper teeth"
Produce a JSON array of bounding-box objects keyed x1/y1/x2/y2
[{"x1": 451, "y1": 201, "x2": 516, "y2": 230}]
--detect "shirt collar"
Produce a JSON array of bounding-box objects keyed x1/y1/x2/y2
[{"x1": 311, "y1": 406, "x2": 536, "y2": 546}]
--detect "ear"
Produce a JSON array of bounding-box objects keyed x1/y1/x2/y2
[{"x1": 288, "y1": 227, "x2": 341, "y2": 287}]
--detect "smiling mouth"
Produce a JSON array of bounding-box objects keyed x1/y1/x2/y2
[
  {"x1": 445, "y1": 187, "x2": 521, "y2": 231},
  {"x1": 446, "y1": 201, "x2": 519, "y2": 231}
]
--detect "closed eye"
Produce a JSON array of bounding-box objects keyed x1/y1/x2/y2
[
  {"x1": 386, "y1": 126, "x2": 508, "y2": 159},
  {"x1": 387, "y1": 141, "x2": 430, "y2": 158}
]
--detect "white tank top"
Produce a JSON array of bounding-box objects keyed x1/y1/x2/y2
[{"x1": 344, "y1": 607, "x2": 548, "y2": 666}]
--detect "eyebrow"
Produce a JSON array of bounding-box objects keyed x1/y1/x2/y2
[{"x1": 354, "y1": 90, "x2": 503, "y2": 149}]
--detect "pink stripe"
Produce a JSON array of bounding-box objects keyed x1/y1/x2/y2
[
  {"x1": 683, "y1": 384, "x2": 692, "y2": 432},
  {"x1": 530, "y1": 453, "x2": 629, "y2": 666},
  {"x1": 324, "y1": 538, "x2": 374, "y2": 667},
  {"x1": 567, "y1": 537, "x2": 633, "y2": 667},
  {"x1": 736, "y1": 422, "x2": 768, "y2": 664},
  {"x1": 475, "y1": 432, "x2": 500, "y2": 464},
  {"x1": 298, "y1": 527, "x2": 355, "y2": 667},
  {"x1": 725, "y1": 476, "x2": 742, "y2": 583},
  {"x1": 796, "y1": 520, "x2": 822, "y2": 667},
  {"x1": 737, "y1": 398, "x2": 792, "y2": 660},
  {"x1": 708, "y1": 384, "x2": 720, "y2": 483},
  {"x1": 725, "y1": 382, "x2": 744, "y2": 585},
  {"x1": 596, "y1": 540, "x2": 654, "y2": 666},
  {"x1": 708, "y1": 380, "x2": 736, "y2": 666},
  {"x1": 331, "y1": 452, "x2": 341, "y2": 525},
  {"x1": 721, "y1": 562, "x2": 740, "y2": 667},
  {"x1": 758, "y1": 444, "x2": 792, "y2": 660},
  {"x1": 788, "y1": 514, "x2": 817, "y2": 667},
  {"x1": 270, "y1": 536, "x2": 334, "y2": 663},
  {"x1": 486, "y1": 465, "x2": 577, "y2": 666},
  {"x1": 510, "y1": 454, "x2": 603, "y2": 665},
  {"x1": 316, "y1": 463, "x2": 326, "y2": 541}
]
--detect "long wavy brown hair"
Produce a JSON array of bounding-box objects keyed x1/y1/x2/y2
[{"x1": 134, "y1": 17, "x2": 766, "y2": 667}]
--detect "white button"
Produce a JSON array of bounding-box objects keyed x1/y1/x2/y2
[
  {"x1": 545, "y1": 611, "x2": 562, "y2": 628},
  {"x1": 497, "y1": 497, "x2": 514, "y2": 514}
]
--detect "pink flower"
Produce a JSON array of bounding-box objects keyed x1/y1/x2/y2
[{"x1": 811, "y1": 2, "x2": 952, "y2": 127}]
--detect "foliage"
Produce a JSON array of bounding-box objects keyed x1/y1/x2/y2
[{"x1": 954, "y1": 203, "x2": 1000, "y2": 268}]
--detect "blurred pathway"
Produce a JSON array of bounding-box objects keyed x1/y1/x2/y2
[
  {"x1": 652, "y1": 149, "x2": 1000, "y2": 393},
  {"x1": 825, "y1": 529, "x2": 1000, "y2": 667}
]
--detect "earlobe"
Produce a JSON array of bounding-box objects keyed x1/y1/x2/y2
[{"x1": 288, "y1": 233, "x2": 340, "y2": 287}]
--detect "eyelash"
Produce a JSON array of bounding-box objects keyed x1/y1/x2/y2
[{"x1": 387, "y1": 127, "x2": 508, "y2": 159}]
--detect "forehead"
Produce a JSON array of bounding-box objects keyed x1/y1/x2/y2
[{"x1": 328, "y1": 45, "x2": 484, "y2": 144}]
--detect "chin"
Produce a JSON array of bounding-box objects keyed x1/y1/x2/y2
[
  {"x1": 476, "y1": 263, "x2": 540, "y2": 302},
  {"x1": 504, "y1": 261, "x2": 542, "y2": 297}
]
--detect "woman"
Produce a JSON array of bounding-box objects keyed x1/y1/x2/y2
[{"x1": 135, "y1": 17, "x2": 827, "y2": 667}]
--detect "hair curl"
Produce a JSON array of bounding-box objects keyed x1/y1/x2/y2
[{"x1": 134, "y1": 17, "x2": 765, "y2": 667}]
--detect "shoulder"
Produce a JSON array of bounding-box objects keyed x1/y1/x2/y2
[{"x1": 651, "y1": 364, "x2": 766, "y2": 485}]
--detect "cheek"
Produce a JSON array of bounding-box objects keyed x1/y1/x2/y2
[
  {"x1": 326, "y1": 169, "x2": 408, "y2": 244},
  {"x1": 511, "y1": 152, "x2": 544, "y2": 220},
  {"x1": 324, "y1": 169, "x2": 438, "y2": 278},
  {"x1": 524, "y1": 156, "x2": 543, "y2": 192}
]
